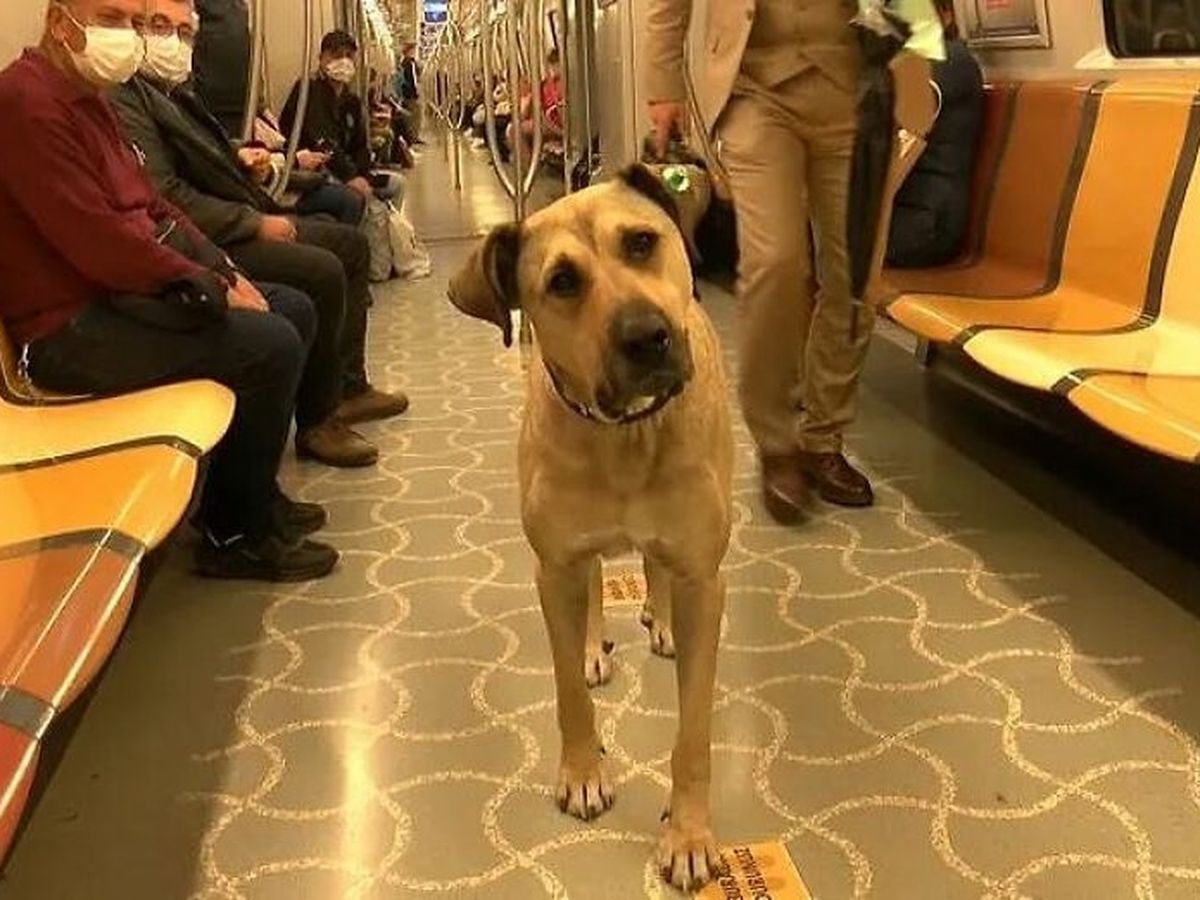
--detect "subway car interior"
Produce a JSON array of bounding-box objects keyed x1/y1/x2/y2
[{"x1": 1, "y1": 0, "x2": 1199, "y2": 896}]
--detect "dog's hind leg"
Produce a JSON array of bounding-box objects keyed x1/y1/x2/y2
[
  {"x1": 584, "y1": 556, "x2": 613, "y2": 687},
  {"x1": 657, "y1": 572, "x2": 726, "y2": 891},
  {"x1": 640, "y1": 556, "x2": 675, "y2": 658},
  {"x1": 538, "y1": 559, "x2": 615, "y2": 821}
]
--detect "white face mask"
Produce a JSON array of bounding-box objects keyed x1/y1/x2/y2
[
  {"x1": 325, "y1": 58, "x2": 357, "y2": 84},
  {"x1": 141, "y1": 34, "x2": 193, "y2": 86},
  {"x1": 61, "y1": 8, "x2": 145, "y2": 87}
]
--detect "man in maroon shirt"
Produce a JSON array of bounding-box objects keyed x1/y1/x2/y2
[{"x1": 0, "y1": 0, "x2": 337, "y2": 582}]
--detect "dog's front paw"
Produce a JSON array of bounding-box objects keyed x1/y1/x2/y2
[
  {"x1": 556, "y1": 755, "x2": 614, "y2": 821},
  {"x1": 656, "y1": 818, "x2": 725, "y2": 892},
  {"x1": 640, "y1": 604, "x2": 675, "y2": 658},
  {"x1": 584, "y1": 639, "x2": 614, "y2": 687}
]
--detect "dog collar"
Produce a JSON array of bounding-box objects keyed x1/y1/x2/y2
[{"x1": 544, "y1": 363, "x2": 681, "y2": 426}]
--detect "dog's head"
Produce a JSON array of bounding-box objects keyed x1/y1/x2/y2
[{"x1": 448, "y1": 164, "x2": 697, "y2": 422}]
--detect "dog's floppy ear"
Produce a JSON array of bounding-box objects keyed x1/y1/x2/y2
[
  {"x1": 447, "y1": 223, "x2": 522, "y2": 347},
  {"x1": 619, "y1": 163, "x2": 682, "y2": 230}
]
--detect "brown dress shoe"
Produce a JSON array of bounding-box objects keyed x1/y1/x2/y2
[
  {"x1": 760, "y1": 453, "x2": 812, "y2": 525},
  {"x1": 337, "y1": 386, "x2": 410, "y2": 424},
  {"x1": 798, "y1": 451, "x2": 874, "y2": 507},
  {"x1": 296, "y1": 419, "x2": 379, "y2": 468}
]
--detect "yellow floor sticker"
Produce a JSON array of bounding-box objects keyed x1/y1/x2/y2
[{"x1": 699, "y1": 842, "x2": 813, "y2": 900}]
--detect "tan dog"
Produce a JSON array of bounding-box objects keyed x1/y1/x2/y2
[{"x1": 448, "y1": 164, "x2": 734, "y2": 890}]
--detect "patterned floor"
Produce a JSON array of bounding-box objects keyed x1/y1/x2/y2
[{"x1": 4, "y1": 143, "x2": 1200, "y2": 899}]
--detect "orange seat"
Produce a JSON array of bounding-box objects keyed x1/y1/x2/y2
[
  {"x1": 886, "y1": 81, "x2": 1090, "y2": 306},
  {"x1": 0, "y1": 320, "x2": 236, "y2": 866},
  {"x1": 0, "y1": 540, "x2": 140, "y2": 710},
  {"x1": 966, "y1": 111, "x2": 1200, "y2": 390},
  {"x1": 888, "y1": 82, "x2": 1195, "y2": 345},
  {"x1": 1065, "y1": 374, "x2": 1200, "y2": 462}
]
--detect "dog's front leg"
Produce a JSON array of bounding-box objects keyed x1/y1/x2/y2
[
  {"x1": 658, "y1": 572, "x2": 726, "y2": 891},
  {"x1": 538, "y1": 558, "x2": 615, "y2": 821}
]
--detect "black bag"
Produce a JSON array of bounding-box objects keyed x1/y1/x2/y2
[{"x1": 107, "y1": 219, "x2": 231, "y2": 332}]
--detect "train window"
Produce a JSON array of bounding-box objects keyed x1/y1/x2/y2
[{"x1": 1105, "y1": 0, "x2": 1200, "y2": 56}]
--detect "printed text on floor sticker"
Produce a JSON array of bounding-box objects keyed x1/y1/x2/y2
[{"x1": 698, "y1": 842, "x2": 813, "y2": 900}]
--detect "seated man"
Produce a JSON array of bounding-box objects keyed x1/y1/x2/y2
[
  {"x1": 281, "y1": 30, "x2": 403, "y2": 204},
  {"x1": 112, "y1": 0, "x2": 409, "y2": 468},
  {"x1": 886, "y1": 0, "x2": 983, "y2": 269},
  {"x1": 0, "y1": 0, "x2": 337, "y2": 581}
]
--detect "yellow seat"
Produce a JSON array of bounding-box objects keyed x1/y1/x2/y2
[
  {"x1": 0, "y1": 445, "x2": 203, "y2": 552},
  {"x1": 1065, "y1": 374, "x2": 1200, "y2": 462},
  {"x1": 889, "y1": 82, "x2": 1197, "y2": 345},
  {"x1": 964, "y1": 121, "x2": 1200, "y2": 389}
]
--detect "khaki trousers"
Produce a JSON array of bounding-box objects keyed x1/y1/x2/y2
[{"x1": 717, "y1": 67, "x2": 873, "y2": 456}]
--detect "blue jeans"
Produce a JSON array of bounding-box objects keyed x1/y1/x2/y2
[
  {"x1": 295, "y1": 181, "x2": 366, "y2": 226},
  {"x1": 27, "y1": 284, "x2": 316, "y2": 540}
]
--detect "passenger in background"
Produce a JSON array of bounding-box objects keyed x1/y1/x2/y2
[
  {"x1": 0, "y1": 0, "x2": 337, "y2": 582},
  {"x1": 193, "y1": 0, "x2": 249, "y2": 135},
  {"x1": 886, "y1": 0, "x2": 983, "y2": 268},
  {"x1": 1152, "y1": 0, "x2": 1199, "y2": 52},
  {"x1": 396, "y1": 40, "x2": 423, "y2": 142},
  {"x1": 645, "y1": 0, "x2": 874, "y2": 521},
  {"x1": 281, "y1": 30, "x2": 404, "y2": 204},
  {"x1": 111, "y1": 0, "x2": 409, "y2": 468}
]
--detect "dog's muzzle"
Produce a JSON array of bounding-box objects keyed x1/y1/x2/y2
[{"x1": 594, "y1": 301, "x2": 692, "y2": 422}]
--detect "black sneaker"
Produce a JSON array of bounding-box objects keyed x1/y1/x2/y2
[
  {"x1": 273, "y1": 493, "x2": 328, "y2": 540},
  {"x1": 194, "y1": 531, "x2": 339, "y2": 582}
]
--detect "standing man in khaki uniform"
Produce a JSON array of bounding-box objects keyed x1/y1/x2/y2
[{"x1": 645, "y1": 0, "x2": 874, "y2": 523}]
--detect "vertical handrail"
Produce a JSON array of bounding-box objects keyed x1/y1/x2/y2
[
  {"x1": 241, "y1": 0, "x2": 267, "y2": 140},
  {"x1": 578, "y1": 0, "x2": 594, "y2": 183},
  {"x1": 555, "y1": 0, "x2": 572, "y2": 194},
  {"x1": 273, "y1": 0, "x2": 316, "y2": 200},
  {"x1": 506, "y1": 2, "x2": 526, "y2": 222},
  {"x1": 520, "y1": 0, "x2": 544, "y2": 196}
]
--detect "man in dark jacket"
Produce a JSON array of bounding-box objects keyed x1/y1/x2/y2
[
  {"x1": 193, "y1": 0, "x2": 250, "y2": 135},
  {"x1": 281, "y1": 30, "x2": 403, "y2": 203},
  {"x1": 886, "y1": 0, "x2": 983, "y2": 268},
  {"x1": 111, "y1": 1, "x2": 410, "y2": 468}
]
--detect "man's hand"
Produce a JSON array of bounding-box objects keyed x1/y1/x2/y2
[
  {"x1": 647, "y1": 101, "x2": 688, "y2": 159},
  {"x1": 228, "y1": 275, "x2": 269, "y2": 313},
  {"x1": 347, "y1": 176, "x2": 373, "y2": 199},
  {"x1": 296, "y1": 149, "x2": 330, "y2": 171},
  {"x1": 237, "y1": 146, "x2": 273, "y2": 181},
  {"x1": 257, "y1": 215, "x2": 298, "y2": 242}
]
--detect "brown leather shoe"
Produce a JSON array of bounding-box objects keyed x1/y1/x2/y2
[
  {"x1": 798, "y1": 451, "x2": 874, "y2": 507},
  {"x1": 296, "y1": 419, "x2": 379, "y2": 468},
  {"x1": 337, "y1": 386, "x2": 410, "y2": 425},
  {"x1": 760, "y1": 453, "x2": 812, "y2": 525}
]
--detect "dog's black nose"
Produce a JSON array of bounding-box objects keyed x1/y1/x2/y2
[{"x1": 613, "y1": 303, "x2": 673, "y2": 367}]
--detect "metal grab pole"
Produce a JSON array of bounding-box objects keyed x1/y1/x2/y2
[
  {"x1": 555, "y1": 0, "x2": 571, "y2": 194},
  {"x1": 521, "y1": 0, "x2": 544, "y2": 197},
  {"x1": 579, "y1": 0, "x2": 594, "y2": 183},
  {"x1": 241, "y1": 0, "x2": 267, "y2": 140},
  {"x1": 274, "y1": 0, "x2": 315, "y2": 200},
  {"x1": 506, "y1": 4, "x2": 526, "y2": 223},
  {"x1": 351, "y1": 0, "x2": 371, "y2": 142},
  {"x1": 481, "y1": 8, "x2": 517, "y2": 198}
]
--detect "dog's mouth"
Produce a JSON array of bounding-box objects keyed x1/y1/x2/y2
[{"x1": 594, "y1": 366, "x2": 689, "y2": 423}]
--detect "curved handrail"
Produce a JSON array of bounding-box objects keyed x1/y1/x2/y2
[
  {"x1": 273, "y1": 0, "x2": 315, "y2": 200},
  {"x1": 241, "y1": 0, "x2": 268, "y2": 140},
  {"x1": 481, "y1": 9, "x2": 517, "y2": 198}
]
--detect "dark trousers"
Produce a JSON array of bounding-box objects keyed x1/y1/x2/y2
[
  {"x1": 226, "y1": 217, "x2": 373, "y2": 405},
  {"x1": 27, "y1": 285, "x2": 315, "y2": 540}
]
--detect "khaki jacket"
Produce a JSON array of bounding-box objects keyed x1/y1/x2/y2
[{"x1": 644, "y1": 0, "x2": 860, "y2": 133}]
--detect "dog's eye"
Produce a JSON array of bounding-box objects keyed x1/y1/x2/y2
[
  {"x1": 623, "y1": 229, "x2": 659, "y2": 262},
  {"x1": 546, "y1": 264, "x2": 582, "y2": 298}
]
